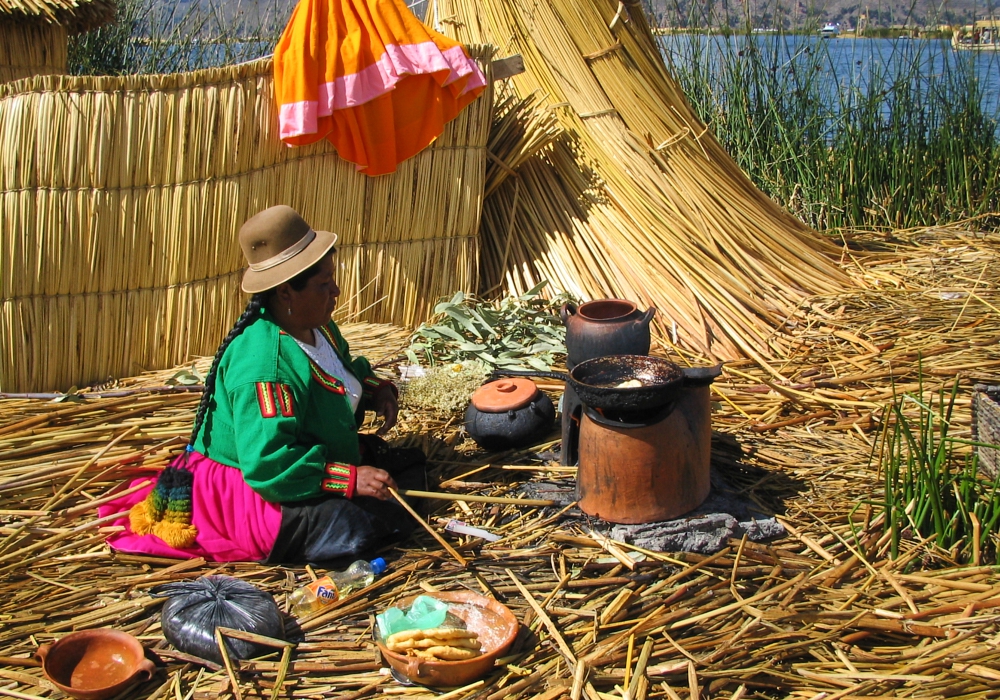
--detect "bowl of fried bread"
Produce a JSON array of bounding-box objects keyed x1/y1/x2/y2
[{"x1": 376, "y1": 591, "x2": 519, "y2": 687}]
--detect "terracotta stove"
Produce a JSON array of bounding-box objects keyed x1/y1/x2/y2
[{"x1": 561, "y1": 299, "x2": 715, "y2": 524}]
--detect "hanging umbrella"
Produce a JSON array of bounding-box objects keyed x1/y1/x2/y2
[{"x1": 274, "y1": 0, "x2": 487, "y2": 176}]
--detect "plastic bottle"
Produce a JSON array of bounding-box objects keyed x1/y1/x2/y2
[{"x1": 289, "y1": 558, "x2": 387, "y2": 617}]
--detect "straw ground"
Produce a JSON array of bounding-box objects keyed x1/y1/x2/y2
[{"x1": 1, "y1": 225, "x2": 999, "y2": 699}]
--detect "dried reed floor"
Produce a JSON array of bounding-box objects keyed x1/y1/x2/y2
[{"x1": 2, "y1": 227, "x2": 1000, "y2": 699}]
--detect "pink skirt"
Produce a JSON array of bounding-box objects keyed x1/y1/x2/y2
[{"x1": 99, "y1": 452, "x2": 282, "y2": 562}]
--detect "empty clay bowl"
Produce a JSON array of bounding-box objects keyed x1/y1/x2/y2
[
  {"x1": 377, "y1": 591, "x2": 519, "y2": 688},
  {"x1": 35, "y1": 629, "x2": 155, "y2": 700}
]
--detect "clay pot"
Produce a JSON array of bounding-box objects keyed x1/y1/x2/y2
[
  {"x1": 465, "y1": 379, "x2": 555, "y2": 450},
  {"x1": 35, "y1": 629, "x2": 156, "y2": 700},
  {"x1": 561, "y1": 299, "x2": 655, "y2": 368},
  {"x1": 376, "y1": 591, "x2": 519, "y2": 688}
]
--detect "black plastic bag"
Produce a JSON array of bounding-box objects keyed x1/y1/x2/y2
[{"x1": 152, "y1": 576, "x2": 284, "y2": 664}]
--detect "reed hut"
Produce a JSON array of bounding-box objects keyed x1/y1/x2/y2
[
  {"x1": 0, "y1": 0, "x2": 115, "y2": 83},
  {"x1": 0, "y1": 53, "x2": 493, "y2": 393}
]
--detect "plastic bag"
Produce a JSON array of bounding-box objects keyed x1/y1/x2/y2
[
  {"x1": 152, "y1": 575, "x2": 284, "y2": 664},
  {"x1": 376, "y1": 595, "x2": 450, "y2": 639}
]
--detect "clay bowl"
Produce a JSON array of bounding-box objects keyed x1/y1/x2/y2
[
  {"x1": 35, "y1": 629, "x2": 155, "y2": 700},
  {"x1": 376, "y1": 591, "x2": 519, "y2": 688}
]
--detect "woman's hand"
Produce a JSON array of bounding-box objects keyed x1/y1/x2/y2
[
  {"x1": 373, "y1": 385, "x2": 399, "y2": 436},
  {"x1": 355, "y1": 466, "x2": 397, "y2": 500}
]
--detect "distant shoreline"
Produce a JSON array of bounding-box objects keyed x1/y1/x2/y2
[{"x1": 651, "y1": 27, "x2": 951, "y2": 40}]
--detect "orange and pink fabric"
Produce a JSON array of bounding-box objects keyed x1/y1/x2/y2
[{"x1": 274, "y1": 0, "x2": 487, "y2": 176}]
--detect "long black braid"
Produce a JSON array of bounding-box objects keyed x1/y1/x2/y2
[{"x1": 188, "y1": 294, "x2": 266, "y2": 447}]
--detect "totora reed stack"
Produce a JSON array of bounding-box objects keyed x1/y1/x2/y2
[{"x1": 433, "y1": 0, "x2": 857, "y2": 365}]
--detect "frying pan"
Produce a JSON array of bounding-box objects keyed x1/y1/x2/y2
[{"x1": 494, "y1": 355, "x2": 685, "y2": 412}]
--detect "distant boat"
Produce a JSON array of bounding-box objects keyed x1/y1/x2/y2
[
  {"x1": 953, "y1": 19, "x2": 1000, "y2": 50},
  {"x1": 820, "y1": 23, "x2": 840, "y2": 38}
]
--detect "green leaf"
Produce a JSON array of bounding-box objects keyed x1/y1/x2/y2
[
  {"x1": 51, "y1": 386, "x2": 82, "y2": 403},
  {"x1": 430, "y1": 324, "x2": 466, "y2": 342},
  {"x1": 519, "y1": 280, "x2": 549, "y2": 299},
  {"x1": 167, "y1": 369, "x2": 203, "y2": 386},
  {"x1": 444, "y1": 308, "x2": 485, "y2": 339},
  {"x1": 478, "y1": 307, "x2": 501, "y2": 327},
  {"x1": 526, "y1": 356, "x2": 554, "y2": 371}
]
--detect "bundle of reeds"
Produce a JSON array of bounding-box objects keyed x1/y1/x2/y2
[
  {"x1": 433, "y1": 0, "x2": 857, "y2": 365},
  {"x1": 0, "y1": 23, "x2": 67, "y2": 83},
  {"x1": 0, "y1": 52, "x2": 492, "y2": 392}
]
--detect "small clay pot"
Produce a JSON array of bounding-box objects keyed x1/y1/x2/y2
[
  {"x1": 35, "y1": 629, "x2": 156, "y2": 700},
  {"x1": 561, "y1": 299, "x2": 655, "y2": 368},
  {"x1": 376, "y1": 591, "x2": 519, "y2": 688},
  {"x1": 465, "y1": 379, "x2": 555, "y2": 450}
]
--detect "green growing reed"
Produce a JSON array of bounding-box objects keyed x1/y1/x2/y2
[
  {"x1": 69, "y1": 0, "x2": 291, "y2": 75},
  {"x1": 860, "y1": 372, "x2": 1000, "y2": 566},
  {"x1": 659, "y1": 20, "x2": 1000, "y2": 231}
]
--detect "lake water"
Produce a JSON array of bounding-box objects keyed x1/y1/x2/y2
[{"x1": 657, "y1": 35, "x2": 1000, "y2": 119}]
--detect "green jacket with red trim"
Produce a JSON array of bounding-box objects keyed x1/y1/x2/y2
[{"x1": 192, "y1": 308, "x2": 392, "y2": 503}]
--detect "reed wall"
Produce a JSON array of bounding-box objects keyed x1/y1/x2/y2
[
  {"x1": 0, "y1": 55, "x2": 492, "y2": 392},
  {"x1": 0, "y1": 23, "x2": 67, "y2": 83}
]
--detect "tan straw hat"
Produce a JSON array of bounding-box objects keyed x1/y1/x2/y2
[{"x1": 239, "y1": 206, "x2": 338, "y2": 293}]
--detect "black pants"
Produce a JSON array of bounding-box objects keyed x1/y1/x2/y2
[{"x1": 266, "y1": 435, "x2": 426, "y2": 565}]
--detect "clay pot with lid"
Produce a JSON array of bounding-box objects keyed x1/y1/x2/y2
[
  {"x1": 35, "y1": 629, "x2": 156, "y2": 700},
  {"x1": 464, "y1": 378, "x2": 555, "y2": 450},
  {"x1": 561, "y1": 299, "x2": 655, "y2": 368}
]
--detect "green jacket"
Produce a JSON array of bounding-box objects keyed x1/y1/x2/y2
[{"x1": 193, "y1": 309, "x2": 381, "y2": 503}]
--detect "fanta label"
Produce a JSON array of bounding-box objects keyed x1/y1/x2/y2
[{"x1": 307, "y1": 577, "x2": 341, "y2": 604}]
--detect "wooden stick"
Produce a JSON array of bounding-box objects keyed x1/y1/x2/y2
[
  {"x1": 506, "y1": 568, "x2": 577, "y2": 665},
  {"x1": 270, "y1": 645, "x2": 293, "y2": 700},
  {"x1": 629, "y1": 637, "x2": 655, "y2": 700},
  {"x1": 216, "y1": 628, "x2": 295, "y2": 649},
  {"x1": 389, "y1": 487, "x2": 468, "y2": 567},
  {"x1": 670, "y1": 573, "x2": 806, "y2": 629},
  {"x1": 58, "y1": 479, "x2": 153, "y2": 518},
  {"x1": 215, "y1": 627, "x2": 244, "y2": 700},
  {"x1": 571, "y1": 659, "x2": 588, "y2": 700},
  {"x1": 43, "y1": 425, "x2": 138, "y2": 511},
  {"x1": 153, "y1": 649, "x2": 222, "y2": 672},
  {"x1": 437, "y1": 680, "x2": 485, "y2": 700},
  {"x1": 397, "y1": 489, "x2": 554, "y2": 506}
]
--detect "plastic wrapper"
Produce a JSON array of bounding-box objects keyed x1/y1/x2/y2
[
  {"x1": 152, "y1": 575, "x2": 284, "y2": 664},
  {"x1": 376, "y1": 595, "x2": 451, "y2": 639}
]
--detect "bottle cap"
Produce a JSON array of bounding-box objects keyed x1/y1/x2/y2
[{"x1": 370, "y1": 557, "x2": 387, "y2": 575}]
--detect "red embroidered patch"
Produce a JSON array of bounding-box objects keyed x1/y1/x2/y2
[
  {"x1": 308, "y1": 359, "x2": 346, "y2": 395},
  {"x1": 256, "y1": 382, "x2": 278, "y2": 418},
  {"x1": 276, "y1": 384, "x2": 294, "y2": 417},
  {"x1": 317, "y1": 325, "x2": 340, "y2": 352}
]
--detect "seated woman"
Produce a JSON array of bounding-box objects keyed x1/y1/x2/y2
[{"x1": 101, "y1": 206, "x2": 424, "y2": 563}]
